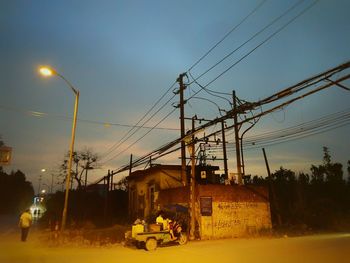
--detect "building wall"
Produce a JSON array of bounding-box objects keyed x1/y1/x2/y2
[
  {"x1": 158, "y1": 169, "x2": 183, "y2": 190},
  {"x1": 128, "y1": 167, "x2": 183, "y2": 219},
  {"x1": 199, "y1": 201, "x2": 271, "y2": 239},
  {"x1": 197, "y1": 185, "x2": 271, "y2": 239},
  {"x1": 158, "y1": 185, "x2": 272, "y2": 239}
]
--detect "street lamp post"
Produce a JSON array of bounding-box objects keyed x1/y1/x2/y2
[
  {"x1": 38, "y1": 66, "x2": 79, "y2": 231},
  {"x1": 38, "y1": 168, "x2": 46, "y2": 195}
]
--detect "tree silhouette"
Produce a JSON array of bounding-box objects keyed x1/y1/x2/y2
[
  {"x1": 265, "y1": 147, "x2": 350, "y2": 230},
  {"x1": 57, "y1": 148, "x2": 100, "y2": 190},
  {"x1": 0, "y1": 170, "x2": 34, "y2": 214}
]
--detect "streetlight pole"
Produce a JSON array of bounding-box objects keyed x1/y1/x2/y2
[
  {"x1": 38, "y1": 66, "x2": 79, "y2": 231},
  {"x1": 38, "y1": 168, "x2": 46, "y2": 195}
]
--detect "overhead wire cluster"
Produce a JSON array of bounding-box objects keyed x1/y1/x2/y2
[
  {"x1": 93, "y1": 0, "x2": 349, "y2": 182},
  {"x1": 108, "y1": 60, "x2": 350, "y2": 179},
  {"x1": 186, "y1": 0, "x2": 320, "y2": 101},
  {"x1": 98, "y1": 0, "x2": 272, "y2": 166},
  {"x1": 206, "y1": 108, "x2": 350, "y2": 155}
]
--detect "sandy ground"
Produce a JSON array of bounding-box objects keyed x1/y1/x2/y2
[
  {"x1": 1, "y1": 216, "x2": 349, "y2": 263},
  {"x1": 1, "y1": 231, "x2": 350, "y2": 263}
]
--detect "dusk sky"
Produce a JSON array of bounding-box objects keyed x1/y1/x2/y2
[{"x1": 1, "y1": 0, "x2": 349, "y2": 193}]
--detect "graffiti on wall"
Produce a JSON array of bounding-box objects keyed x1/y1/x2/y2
[{"x1": 200, "y1": 201, "x2": 271, "y2": 239}]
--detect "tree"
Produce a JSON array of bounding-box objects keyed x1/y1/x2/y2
[
  {"x1": 58, "y1": 148, "x2": 100, "y2": 190},
  {"x1": 347, "y1": 160, "x2": 350, "y2": 184},
  {"x1": 271, "y1": 167, "x2": 298, "y2": 224},
  {"x1": 0, "y1": 170, "x2": 34, "y2": 214},
  {"x1": 311, "y1": 147, "x2": 343, "y2": 184},
  {"x1": 114, "y1": 176, "x2": 128, "y2": 191},
  {"x1": 0, "y1": 137, "x2": 4, "y2": 172},
  {"x1": 249, "y1": 147, "x2": 350, "y2": 230}
]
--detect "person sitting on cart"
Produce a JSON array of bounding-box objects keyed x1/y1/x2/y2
[
  {"x1": 167, "y1": 219, "x2": 176, "y2": 240},
  {"x1": 156, "y1": 211, "x2": 165, "y2": 230},
  {"x1": 156, "y1": 211, "x2": 171, "y2": 231},
  {"x1": 156, "y1": 212, "x2": 177, "y2": 240}
]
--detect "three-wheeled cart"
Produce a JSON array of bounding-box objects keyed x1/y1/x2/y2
[{"x1": 125, "y1": 224, "x2": 188, "y2": 251}]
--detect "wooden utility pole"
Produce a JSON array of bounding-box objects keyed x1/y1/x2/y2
[
  {"x1": 178, "y1": 73, "x2": 187, "y2": 186},
  {"x1": 129, "y1": 154, "x2": 133, "y2": 176},
  {"x1": 189, "y1": 116, "x2": 196, "y2": 240},
  {"x1": 110, "y1": 170, "x2": 114, "y2": 191},
  {"x1": 233, "y1": 90, "x2": 242, "y2": 183},
  {"x1": 104, "y1": 170, "x2": 110, "y2": 224},
  {"x1": 262, "y1": 148, "x2": 282, "y2": 225},
  {"x1": 221, "y1": 120, "x2": 228, "y2": 177}
]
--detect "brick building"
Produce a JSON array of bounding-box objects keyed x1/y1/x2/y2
[{"x1": 127, "y1": 164, "x2": 272, "y2": 239}]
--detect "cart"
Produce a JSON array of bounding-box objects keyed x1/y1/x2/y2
[{"x1": 125, "y1": 224, "x2": 188, "y2": 251}]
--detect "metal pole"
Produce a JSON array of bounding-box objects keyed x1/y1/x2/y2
[{"x1": 61, "y1": 91, "x2": 79, "y2": 231}]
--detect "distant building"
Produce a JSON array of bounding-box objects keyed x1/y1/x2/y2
[{"x1": 127, "y1": 164, "x2": 272, "y2": 239}]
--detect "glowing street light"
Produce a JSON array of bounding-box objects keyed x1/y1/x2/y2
[
  {"x1": 38, "y1": 65, "x2": 80, "y2": 231},
  {"x1": 38, "y1": 66, "x2": 56, "y2": 77}
]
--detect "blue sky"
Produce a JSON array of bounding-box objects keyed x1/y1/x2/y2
[{"x1": 1, "y1": 0, "x2": 349, "y2": 192}]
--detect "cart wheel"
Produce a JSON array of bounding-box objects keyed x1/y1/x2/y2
[
  {"x1": 145, "y1": 238, "x2": 157, "y2": 251},
  {"x1": 178, "y1": 233, "x2": 188, "y2": 245}
]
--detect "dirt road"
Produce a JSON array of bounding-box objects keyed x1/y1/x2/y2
[{"x1": 1, "y1": 228, "x2": 349, "y2": 263}]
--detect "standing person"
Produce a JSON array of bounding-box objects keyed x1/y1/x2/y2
[{"x1": 19, "y1": 209, "x2": 33, "y2": 242}]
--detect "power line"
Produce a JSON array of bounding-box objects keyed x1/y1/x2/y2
[
  {"x1": 100, "y1": 108, "x2": 178, "y2": 165},
  {"x1": 207, "y1": 108, "x2": 350, "y2": 152},
  {"x1": 91, "y1": 61, "x2": 350, "y2": 184},
  {"x1": 182, "y1": 64, "x2": 350, "y2": 158},
  {"x1": 100, "y1": 82, "x2": 177, "y2": 159},
  {"x1": 0, "y1": 104, "x2": 179, "y2": 131},
  {"x1": 188, "y1": 70, "x2": 233, "y2": 106},
  {"x1": 187, "y1": 0, "x2": 318, "y2": 100},
  {"x1": 244, "y1": 109, "x2": 350, "y2": 142},
  {"x1": 99, "y1": 0, "x2": 319, "y2": 168},
  {"x1": 204, "y1": 0, "x2": 319, "y2": 89},
  {"x1": 190, "y1": 0, "x2": 305, "y2": 86},
  {"x1": 188, "y1": 0, "x2": 268, "y2": 72},
  {"x1": 244, "y1": 117, "x2": 350, "y2": 150}
]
